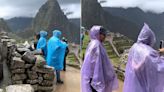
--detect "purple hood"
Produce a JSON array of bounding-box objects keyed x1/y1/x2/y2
[
  {"x1": 123, "y1": 23, "x2": 164, "y2": 92},
  {"x1": 81, "y1": 26, "x2": 118, "y2": 92}
]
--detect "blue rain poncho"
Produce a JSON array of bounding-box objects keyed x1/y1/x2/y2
[
  {"x1": 46, "y1": 30, "x2": 68, "y2": 70},
  {"x1": 37, "y1": 31, "x2": 48, "y2": 57}
]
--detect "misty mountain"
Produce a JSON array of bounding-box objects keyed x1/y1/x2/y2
[
  {"x1": 6, "y1": 17, "x2": 33, "y2": 32},
  {"x1": 0, "y1": 18, "x2": 10, "y2": 32},
  {"x1": 82, "y1": 0, "x2": 140, "y2": 41},
  {"x1": 69, "y1": 18, "x2": 80, "y2": 28},
  {"x1": 31, "y1": 0, "x2": 80, "y2": 44},
  {"x1": 103, "y1": 7, "x2": 164, "y2": 47}
]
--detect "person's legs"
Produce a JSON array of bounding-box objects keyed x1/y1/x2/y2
[
  {"x1": 63, "y1": 56, "x2": 66, "y2": 71},
  {"x1": 56, "y1": 70, "x2": 63, "y2": 84},
  {"x1": 56, "y1": 70, "x2": 60, "y2": 81},
  {"x1": 90, "y1": 78, "x2": 97, "y2": 92}
]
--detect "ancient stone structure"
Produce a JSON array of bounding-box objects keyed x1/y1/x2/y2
[{"x1": 0, "y1": 32, "x2": 55, "y2": 92}]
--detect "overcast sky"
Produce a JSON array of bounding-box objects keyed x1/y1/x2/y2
[
  {"x1": 98, "y1": 0, "x2": 164, "y2": 14},
  {"x1": 0, "y1": 0, "x2": 80, "y2": 19}
]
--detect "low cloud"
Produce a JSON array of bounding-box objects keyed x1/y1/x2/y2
[
  {"x1": 99, "y1": 0, "x2": 164, "y2": 14},
  {"x1": 0, "y1": 0, "x2": 80, "y2": 19}
]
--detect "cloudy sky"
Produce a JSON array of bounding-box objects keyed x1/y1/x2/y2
[
  {"x1": 99, "y1": 0, "x2": 164, "y2": 14},
  {"x1": 0, "y1": 0, "x2": 80, "y2": 19},
  {"x1": 58, "y1": 0, "x2": 81, "y2": 19}
]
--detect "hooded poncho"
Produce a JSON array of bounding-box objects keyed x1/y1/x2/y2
[
  {"x1": 123, "y1": 23, "x2": 164, "y2": 92},
  {"x1": 81, "y1": 26, "x2": 118, "y2": 92},
  {"x1": 37, "y1": 31, "x2": 47, "y2": 57},
  {"x1": 46, "y1": 30, "x2": 67, "y2": 70}
]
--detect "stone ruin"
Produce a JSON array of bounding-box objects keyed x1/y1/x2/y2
[
  {"x1": 114, "y1": 49, "x2": 130, "y2": 80},
  {"x1": 0, "y1": 31, "x2": 55, "y2": 92}
]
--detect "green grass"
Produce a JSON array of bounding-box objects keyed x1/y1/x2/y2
[
  {"x1": 81, "y1": 34, "x2": 121, "y2": 67},
  {"x1": 67, "y1": 53, "x2": 76, "y2": 63},
  {"x1": 80, "y1": 34, "x2": 90, "y2": 59}
]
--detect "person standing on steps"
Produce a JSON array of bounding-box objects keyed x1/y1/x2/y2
[
  {"x1": 47, "y1": 30, "x2": 67, "y2": 84},
  {"x1": 81, "y1": 26, "x2": 119, "y2": 92},
  {"x1": 123, "y1": 23, "x2": 164, "y2": 92},
  {"x1": 36, "y1": 30, "x2": 48, "y2": 58}
]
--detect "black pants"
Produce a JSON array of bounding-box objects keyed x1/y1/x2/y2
[
  {"x1": 90, "y1": 79, "x2": 97, "y2": 92},
  {"x1": 63, "y1": 56, "x2": 66, "y2": 71},
  {"x1": 0, "y1": 63, "x2": 3, "y2": 80},
  {"x1": 56, "y1": 70, "x2": 61, "y2": 81}
]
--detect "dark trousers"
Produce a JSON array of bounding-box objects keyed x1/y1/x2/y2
[
  {"x1": 90, "y1": 79, "x2": 97, "y2": 92},
  {"x1": 0, "y1": 63, "x2": 3, "y2": 80},
  {"x1": 63, "y1": 56, "x2": 66, "y2": 71},
  {"x1": 56, "y1": 70, "x2": 61, "y2": 81}
]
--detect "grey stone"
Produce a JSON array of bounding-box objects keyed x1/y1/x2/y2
[
  {"x1": 2, "y1": 41, "x2": 7, "y2": 60},
  {"x1": 6, "y1": 84, "x2": 34, "y2": 92},
  {"x1": 25, "y1": 64, "x2": 34, "y2": 69},
  {"x1": 12, "y1": 74, "x2": 27, "y2": 81},
  {"x1": 32, "y1": 65, "x2": 54, "y2": 74},
  {"x1": 11, "y1": 69, "x2": 25, "y2": 74},
  {"x1": 37, "y1": 86, "x2": 53, "y2": 91},
  {"x1": 16, "y1": 48, "x2": 30, "y2": 55},
  {"x1": 0, "y1": 89, "x2": 3, "y2": 92},
  {"x1": 31, "y1": 84, "x2": 38, "y2": 91},
  {"x1": 43, "y1": 73, "x2": 55, "y2": 80},
  {"x1": 13, "y1": 52, "x2": 22, "y2": 57},
  {"x1": 38, "y1": 73, "x2": 43, "y2": 77},
  {"x1": 38, "y1": 77, "x2": 43, "y2": 84},
  {"x1": 27, "y1": 71, "x2": 38, "y2": 80},
  {"x1": 12, "y1": 80, "x2": 23, "y2": 84},
  {"x1": 21, "y1": 52, "x2": 36, "y2": 64},
  {"x1": 35, "y1": 55, "x2": 46, "y2": 68},
  {"x1": 40, "y1": 80, "x2": 54, "y2": 86},
  {"x1": 10, "y1": 57, "x2": 25, "y2": 69},
  {"x1": 26, "y1": 79, "x2": 38, "y2": 84}
]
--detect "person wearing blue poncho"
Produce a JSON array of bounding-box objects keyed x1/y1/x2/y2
[
  {"x1": 47, "y1": 30, "x2": 67, "y2": 84},
  {"x1": 37, "y1": 31, "x2": 48, "y2": 58}
]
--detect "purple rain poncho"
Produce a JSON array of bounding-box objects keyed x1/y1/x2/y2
[
  {"x1": 81, "y1": 26, "x2": 118, "y2": 92},
  {"x1": 123, "y1": 23, "x2": 164, "y2": 92}
]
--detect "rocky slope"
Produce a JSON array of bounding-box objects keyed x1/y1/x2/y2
[
  {"x1": 31, "y1": 0, "x2": 80, "y2": 43},
  {"x1": 0, "y1": 18, "x2": 10, "y2": 32},
  {"x1": 82, "y1": 0, "x2": 140, "y2": 41},
  {"x1": 6, "y1": 17, "x2": 33, "y2": 32},
  {"x1": 104, "y1": 7, "x2": 164, "y2": 47}
]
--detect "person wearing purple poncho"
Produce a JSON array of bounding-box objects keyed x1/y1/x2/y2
[
  {"x1": 81, "y1": 26, "x2": 119, "y2": 92},
  {"x1": 123, "y1": 23, "x2": 164, "y2": 92}
]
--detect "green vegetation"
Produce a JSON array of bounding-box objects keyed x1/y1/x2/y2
[
  {"x1": 8, "y1": 32, "x2": 25, "y2": 43},
  {"x1": 113, "y1": 36, "x2": 133, "y2": 53},
  {"x1": 67, "y1": 53, "x2": 76, "y2": 64},
  {"x1": 80, "y1": 34, "x2": 90, "y2": 60}
]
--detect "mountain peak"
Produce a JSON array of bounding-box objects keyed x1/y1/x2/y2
[{"x1": 31, "y1": 0, "x2": 80, "y2": 43}]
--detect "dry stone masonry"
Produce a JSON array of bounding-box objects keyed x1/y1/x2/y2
[{"x1": 0, "y1": 31, "x2": 55, "y2": 92}]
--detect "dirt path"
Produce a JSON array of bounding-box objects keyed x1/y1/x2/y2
[
  {"x1": 113, "y1": 79, "x2": 124, "y2": 92},
  {"x1": 53, "y1": 66, "x2": 81, "y2": 92},
  {"x1": 53, "y1": 66, "x2": 124, "y2": 92}
]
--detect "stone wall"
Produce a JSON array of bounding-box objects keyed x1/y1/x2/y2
[{"x1": 0, "y1": 32, "x2": 55, "y2": 92}]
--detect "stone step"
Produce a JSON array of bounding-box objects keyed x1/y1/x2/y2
[{"x1": 6, "y1": 84, "x2": 34, "y2": 92}]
